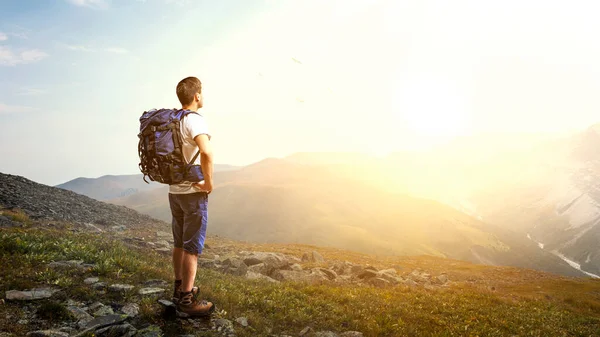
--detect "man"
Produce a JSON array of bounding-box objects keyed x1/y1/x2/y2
[{"x1": 169, "y1": 76, "x2": 215, "y2": 316}]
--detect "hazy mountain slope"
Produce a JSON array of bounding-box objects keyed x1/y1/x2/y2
[
  {"x1": 109, "y1": 158, "x2": 583, "y2": 276},
  {"x1": 56, "y1": 164, "x2": 240, "y2": 201}
]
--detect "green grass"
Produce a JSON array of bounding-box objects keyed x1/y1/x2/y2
[{"x1": 1, "y1": 227, "x2": 600, "y2": 336}]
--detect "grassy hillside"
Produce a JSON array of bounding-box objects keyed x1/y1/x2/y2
[{"x1": 1, "y1": 219, "x2": 599, "y2": 336}]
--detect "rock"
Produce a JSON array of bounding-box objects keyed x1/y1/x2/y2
[
  {"x1": 93, "y1": 305, "x2": 114, "y2": 317},
  {"x1": 84, "y1": 314, "x2": 127, "y2": 330},
  {"x1": 364, "y1": 265, "x2": 378, "y2": 272},
  {"x1": 243, "y1": 252, "x2": 291, "y2": 272},
  {"x1": 156, "y1": 231, "x2": 171, "y2": 238},
  {"x1": 110, "y1": 225, "x2": 127, "y2": 232},
  {"x1": 318, "y1": 268, "x2": 337, "y2": 280},
  {"x1": 5, "y1": 288, "x2": 57, "y2": 301},
  {"x1": 143, "y1": 279, "x2": 169, "y2": 288},
  {"x1": 272, "y1": 270, "x2": 328, "y2": 283},
  {"x1": 248, "y1": 262, "x2": 269, "y2": 275},
  {"x1": 84, "y1": 277, "x2": 99, "y2": 285},
  {"x1": 403, "y1": 279, "x2": 418, "y2": 287},
  {"x1": 157, "y1": 299, "x2": 177, "y2": 317},
  {"x1": 368, "y1": 277, "x2": 391, "y2": 288},
  {"x1": 356, "y1": 270, "x2": 378, "y2": 280},
  {"x1": 136, "y1": 325, "x2": 163, "y2": 337},
  {"x1": 314, "y1": 332, "x2": 339, "y2": 337},
  {"x1": 290, "y1": 263, "x2": 303, "y2": 271},
  {"x1": 48, "y1": 260, "x2": 83, "y2": 268},
  {"x1": 377, "y1": 271, "x2": 402, "y2": 284},
  {"x1": 198, "y1": 258, "x2": 217, "y2": 268},
  {"x1": 88, "y1": 302, "x2": 105, "y2": 311},
  {"x1": 302, "y1": 251, "x2": 324, "y2": 263},
  {"x1": 340, "y1": 332, "x2": 364, "y2": 337},
  {"x1": 437, "y1": 274, "x2": 449, "y2": 284},
  {"x1": 299, "y1": 326, "x2": 312, "y2": 336},
  {"x1": 18, "y1": 319, "x2": 28, "y2": 324},
  {"x1": 379, "y1": 268, "x2": 397, "y2": 276},
  {"x1": 95, "y1": 323, "x2": 137, "y2": 337},
  {"x1": 108, "y1": 284, "x2": 134, "y2": 293},
  {"x1": 213, "y1": 318, "x2": 235, "y2": 334},
  {"x1": 91, "y1": 282, "x2": 106, "y2": 290},
  {"x1": 26, "y1": 330, "x2": 69, "y2": 337},
  {"x1": 67, "y1": 306, "x2": 93, "y2": 326},
  {"x1": 245, "y1": 271, "x2": 280, "y2": 283},
  {"x1": 155, "y1": 247, "x2": 171, "y2": 255},
  {"x1": 138, "y1": 288, "x2": 165, "y2": 296},
  {"x1": 222, "y1": 257, "x2": 248, "y2": 276},
  {"x1": 121, "y1": 303, "x2": 139, "y2": 317},
  {"x1": 155, "y1": 240, "x2": 170, "y2": 247},
  {"x1": 235, "y1": 316, "x2": 249, "y2": 327},
  {"x1": 331, "y1": 262, "x2": 354, "y2": 276}
]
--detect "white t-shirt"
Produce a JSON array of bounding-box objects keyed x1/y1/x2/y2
[{"x1": 169, "y1": 112, "x2": 211, "y2": 194}]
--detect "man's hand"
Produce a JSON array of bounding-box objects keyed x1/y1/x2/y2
[{"x1": 192, "y1": 180, "x2": 213, "y2": 193}]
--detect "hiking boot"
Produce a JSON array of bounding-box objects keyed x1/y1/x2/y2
[
  {"x1": 177, "y1": 291, "x2": 215, "y2": 317},
  {"x1": 172, "y1": 284, "x2": 199, "y2": 304}
]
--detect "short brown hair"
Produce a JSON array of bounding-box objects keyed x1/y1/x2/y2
[{"x1": 176, "y1": 77, "x2": 202, "y2": 106}]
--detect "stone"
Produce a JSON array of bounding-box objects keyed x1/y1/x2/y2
[
  {"x1": 108, "y1": 284, "x2": 134, "y2": 292},
  {"x1": 314, "y1": 332, "x2": 339, "y2": 337},
  {"x1": 88, "y1": 302, "x2": 105, "y2": 311},
  {"x1": 290, "y1": 263, "x2": 303, "y2": 271},
  {"x1": 95, "y1": 323, "x2": 137, "y2": 337},
  {"x1": 155, "y1": 240, "x2": 170, "y2": 247},
  {"x1": 18, "y1": 319, "x2": 28, "y2": 324},
  {"x1": 340, "y1": 332, "x2": 364, "y2": 337},
  {"x1": 379, "y1": 268, "x2": 397, "y2": 276},
  {"x1": 67, "y1": 305, "x2": 93, "y2": 323},
  {"x1": 157, "y1": 299, "x2": 177, "y2": 317},
  {"x1": 156, "y1": 231, "x2": 171, "y2": 238},
  {"x1": 222, "y1": 257, "x2": 248, "y2": 276},
  {"x1": 331, "y1": 262, "x2": 354, "y2": 276},
  {"x1": 318, "y1": 268, "x2": 337, "y2": 280},
  {"x1": 5, "y1": 288, "x2": 57, "y2": 301},
  {"x1": 110, "y1": 225, "x2": 127, "y2": 232},
  {"x1": 214, "y1": 318, "x2": 235, "y2": 334},
  {"x1": 272, "y1": 270, "x2": 328, "y2": 283},
  {"x1": 245, "y1": 271, "x2": 280, "y2": 283},
  {"x1": 299, "y1": 326, "x2": 312, "y2": 336},
  {"x1": 48, "y1": 260, "x2": 83, "y2": 268},
  {"x1": 84, "y1": 277, "x2": 99, "y2": 285},
  {"x1": 248, "y1": 262, "x2": 269, "y2": 275},
  {"x1": 91, "y1": 282, "x2": 106, "y2": 290},
  {"x1": 235, "y1": 316, "x2": 249, "y2": 327},
  {"x1": 155, "y1": 247, "x2": 171, "y2": 255},
  {"x1": 403, "y1": 279, "x2": 418, "y2": 287},
  {"x1": 364, "y1": 265, "x2": 378, "y2": 272},
  {"x1": 368, "y1": 277, "x2": 391, "y2": 288},
  {"x1": 302, "y1": 251, "x2": 324, "y2": 263},
  {"x1": 437, "y1": 274, "x2": 449, "y2": 284},
  {"x1": 243, "y1": 252, "x2": 291, "y2": 271},
  {"x1": 198, "y1": 258, "x2": 217, "y2": 268},
  {"x1": 121, "y1": 303, "x2": 139, "y2": 317},
  {"x1": 26, "y1": 331, "x2": 69, "y2": 337},
  {"x1": 93, "y1": 305, "x2": 114, "y2": 317},
  {"x1": 357, "y1": 270, "x2": 378, "y2": 280},
  {"x1": 138, "y1": 288, "x2": 165, "y2": 296},
  {"x1": 84, "y1": 314, "x2": 127, "y2": 330},
  {"x1": 143, "y1": 279, "x2": 169, "y2": 288}
]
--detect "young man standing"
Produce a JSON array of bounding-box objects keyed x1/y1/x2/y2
[{"x1": 169, "y1": 76, "x2": 215, "y2": 316}]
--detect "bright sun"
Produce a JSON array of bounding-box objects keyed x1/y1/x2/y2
[{"x1": 392, "y1": 75, "x2": 471, "y2": 149}]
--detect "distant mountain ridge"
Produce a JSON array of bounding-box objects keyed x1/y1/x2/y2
[
  {"x1": 107, "y1": 157, "x2": 585, "y2": 277},
  {"x1": 56, "y1": 164, "x2": 240, "y2": 201}
]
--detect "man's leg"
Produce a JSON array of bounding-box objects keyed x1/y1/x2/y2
[
  {"x1": 181, "y1": 250, "x2": 198, "y2": 292},
  {"x1": 169, "y1": 193, "x2": 185, "y2": 300},
  {"x1": 177, "y1": 192, "x2": 213, "y2": 316}
]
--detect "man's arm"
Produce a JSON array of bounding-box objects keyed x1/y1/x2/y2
[{"x1": 193, "y1": 134, "x2": 214, "y2": 192}]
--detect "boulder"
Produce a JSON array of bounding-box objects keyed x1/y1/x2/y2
[
  {"x1": 5, "y1": 288, "x2": 57, "y2": 301},
  {"x1": 243, "y1": 252, "x2": 291, "y2": 271},
  {"x1": 245, "y1": 271, "x2": 280, "y2": 283},
  {"x1": 356, "y1": 270, "x2": 378, "y2": 280},
  {"x1": 121, "y1": 303, "x2": 139, "y2": 317},
  {"x1": 222, "y1": 257, "x2": 248, "y2": 276},
  {"x1": 301, "y1": 251, "x2": 324, "y2": 263},
  {"x1": 317, "y1": 268, "x2": 338, "y2": 281},
  {"x1": 368, "y1": 277, "x2": 391, "y2": 288}
]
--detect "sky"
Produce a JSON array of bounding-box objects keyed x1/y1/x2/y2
[{"x1": 1, "y1": 0, "x2": 600, "y2": 185}]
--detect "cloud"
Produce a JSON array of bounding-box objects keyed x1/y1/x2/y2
[
  {"x1": 105, "y1": 47, "x2": 128, "y2": 54},
  {"x1": 0, "y1": 46, "x2": 49, "y2": 66},
  {"x1": 65, "y1": 0, "x2": 109, "y2": 9},
  {"x1": 16, "y1": 87, "x2": 47, "y2": 96},
  {"x1": 66, "y1": 44, "x2": 95, "y2": 52},
  {"x1": 0, "y1": 32, "x2": 7, "y2": 41},
  {"x1": 0, "y1": 103, "x2": 38, "y2": 115}
]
